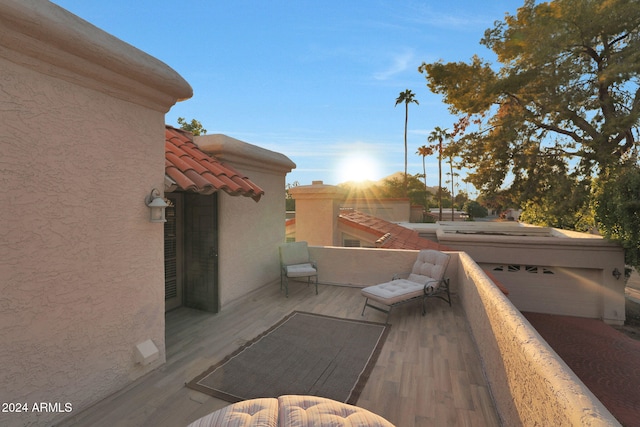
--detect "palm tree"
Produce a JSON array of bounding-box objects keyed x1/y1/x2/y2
[
  {"x1": 416, "y1": 145, "x2": 434, "y2": 210},
  {"x1": 446, "y1": 160, "x2": 459, "y2": 220},
  {"x1": 395, "y1": 89, "x2": 419, "y2": 196},
  {"x1": 427, "y1": 127, "x2": 449, "y2": 221}
]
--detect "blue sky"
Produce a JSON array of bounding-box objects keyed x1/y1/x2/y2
[{"x1": 52, "y1": 0, "x2": 524, "y2": 192}]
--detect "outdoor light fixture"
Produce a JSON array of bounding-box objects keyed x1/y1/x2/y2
[
  {"x1": 612, "y1": 267, "x2": 622, "y2": 280},
  {"x1": 145, "y1": 188, "x2": 168, "y2": 223}
]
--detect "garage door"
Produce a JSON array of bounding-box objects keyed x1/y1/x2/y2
[{"x1": 482, "y1": 263, "x2": 601, "y2": 318}]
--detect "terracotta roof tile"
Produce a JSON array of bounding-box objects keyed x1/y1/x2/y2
[
  {"x1": 165, "y1": 126, "x2": 264, "y2": 201},
  {"x1": 338, "y1": 209, "x2": 451, "y2": 251}
]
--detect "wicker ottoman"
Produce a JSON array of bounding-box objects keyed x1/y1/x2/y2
[{"x1": 187, "y1": 395, "x2": 394, "y2": 427}]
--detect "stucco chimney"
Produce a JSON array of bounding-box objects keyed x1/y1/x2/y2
[{"x1": 289, "y1": 181, "x2": 346, "y2": 246}]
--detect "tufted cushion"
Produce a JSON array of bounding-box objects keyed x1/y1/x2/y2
[
  {"x1": 361, "y1": 279, "x2": 424, "y2": 305},
  {"x1": 277, "y1": 395, "x2": 394, "y2": 427},
  {"x1": 187, "y1": 396, "x2": 393, "y2": 427},
  {"x1": 411, "y1": 250, "x2": 449, "y2": 281},
  {"x1": 187, "y1": 398, "x2": 278, "y2": 427},
  {"x1": 286, "y1": 263, "x2": 317, "y2": 278}
]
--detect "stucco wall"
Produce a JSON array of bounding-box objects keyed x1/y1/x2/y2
[
  {"x1": 0, "y1": 57, "x2": 167, "y2": 427},
  {"x1": 307, "y1": 246, "x2": 459, "y2": 290},
  {"x1": 290, "y1": 182, "x2": 345, "y2": 246},
  {"x1": 303, "y1": 246, "x2": 619, "y2": 426},
  {"x1": 217, "y1": 171, "x2": 288, "y2": 306},
  {"x1": 196, "y1": 134, "x2": 295, "y2": 308},
  {"x1": 456, "y1": 252, "x2": 619, "y2": 426},
  {"x1": 0, "y1": 2, "x2": 191, "y2": 426},
  {"x1": 437, "y1": 226, "x2": 626, "y2": 324}
]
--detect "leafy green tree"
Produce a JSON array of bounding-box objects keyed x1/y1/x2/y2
[
  {"x1": 285, "y1": 181, "x2": 299, "y2": 211},
  {"x1": 477, "y1": 190, "x2": 514, "y2": 217},
  {"x1": 379, "y1": 174, "x2": 432, "y2": 210},
  {"x1": 463, "y1": 200, "x2": 488, "y2": 219},
  {"x1": 419, "y1": 0, "x2": 640, "y2": 263},
  {"x1": 420, "y1": 0, "x2": 640, "y2": 183},
  {"x1": 177, "y1": 117, "x2": 207, "y2": 136},
  {"x1": 518, "y1": 164, "x2": 594, "y2": 230},
  {"x1": 454, "y1": 190, "x2": 470, "y2": 210},
  {"x1": 436, "y1": 186, "x2": 453, "y2": 209},
  {"x1": 593, "y1": 164, "x2": 640, "y2": 267},
  {"x1": 395, "y1": 90, "x2": 419, "y2": 196}
]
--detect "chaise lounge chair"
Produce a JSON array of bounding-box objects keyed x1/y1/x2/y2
[
  {"x1": 361, "y1": 249, "x2": 451, "y2": 323},
  {"x1": 279, "y1": 241, "x2": 318, "y2": 297}
]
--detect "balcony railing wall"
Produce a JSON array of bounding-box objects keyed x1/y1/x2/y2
[{"x1": 308, "y1": 246, "x2": 620, "y2": 426}]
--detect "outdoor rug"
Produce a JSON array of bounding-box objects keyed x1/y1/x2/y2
[{"x1": 186, "y1": 311, "x2": 390, "y2": 405}]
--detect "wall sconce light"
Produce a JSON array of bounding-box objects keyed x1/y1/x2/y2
[
  {"x1": 145, "y1": 188, "x2": 168, "y2": 223},
  {"x1": 612, "y1": 267, "x2": 622, "y2": 280}
]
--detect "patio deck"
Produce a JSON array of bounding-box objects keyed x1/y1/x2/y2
[{"x1": 57, "y1": 283, "x2": 500, "y2": 427}]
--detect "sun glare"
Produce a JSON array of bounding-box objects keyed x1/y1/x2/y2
[{"x1": 337, "y1": 153, "x2": 380, "y2": 183}]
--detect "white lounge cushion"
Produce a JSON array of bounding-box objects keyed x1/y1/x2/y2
[
  {"x1": 407, "y1": 274, "x2": 441, "y2": 293},
  {"x1": 412, "y1": 250, "x2": 449, "y2": 280},
  {"x1": 187, "y1": 397, "x2": 278, "y2": 427},
  {"x1": 278, "y1": 395, "x2": 394, "y2": 427},
  {"x1": 361, "y1": 250, "x2": 450, "y2": 306},
  {"x1": 286, "y1": 263, "x2": 317, "y2": 278},
  {"x1": 361, "y1": 279, "x2": 428, "y2": 305},
  {"x1": 361, "y1": 250, "x2": 451, "y2": 320}
]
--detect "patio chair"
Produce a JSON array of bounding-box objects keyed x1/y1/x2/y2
[
  {"x1": 279, "y1": 241, "x2": 318, "y2": 297},
  {"x1": 361, "y1": 249, "x2": 451, "y2": 323}
]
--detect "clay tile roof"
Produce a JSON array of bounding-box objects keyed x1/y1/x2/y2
[
  {"x1": 338, "y1": 209, "x2": 452, "y2": 251},
  {"x1": 165, "y1": 126, "x2": 264, "y2": 201}
]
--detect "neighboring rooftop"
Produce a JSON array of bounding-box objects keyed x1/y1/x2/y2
[{"x1": 338, "y1": 209, "x2": 451, "y2": 251}]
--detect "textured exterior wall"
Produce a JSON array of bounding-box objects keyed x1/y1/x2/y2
[
  {"x1": 308, "y1": 246, "x2": 458, "y2": 288},
  {"x1": 196, "y1": 134, "x2": 295, "y2": 308},
  {"x1": 456, "y1": 252, "x2": 620, "y2": 427},
  {"x1": 439, "y1": 228, "x2": 626, "y2": 324},
  {"x1": 0, "y1": 2, "x2": 191, "y2": 426},
  {"x1": 0, "y1": 57, "x2": 166, "y2": 427},
  {"x1": 217, "y1": 170, "x2": 289, "y2": 306},
  {"x1": 290, "y1": 182, "x2": 346, "y2": 246},
  {"x1": 301, "y1": 247, "x2": 620, "y2": 426}
]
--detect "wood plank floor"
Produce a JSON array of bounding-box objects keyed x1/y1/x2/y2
[{"x1": 57, "y1": 283, "x2": 501, "y2": 427}]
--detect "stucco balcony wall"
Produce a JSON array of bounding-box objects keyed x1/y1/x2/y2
[
  {"x1": 406, "y1": 222, "x2": 626, "y2": 325},
  {"x1": 307, "y1": 246, "x2": 620, "y2": 426},
  {"x1": 308, "y1": 246, "x2": 458, "y2": 287}
]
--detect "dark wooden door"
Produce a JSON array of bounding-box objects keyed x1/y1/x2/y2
[
  {"x1": 184, "y1": 193, "x2": 218, "y2": 312},
  {"x1": 164, "y1": 193, "x2": 183, "y2": 312}
]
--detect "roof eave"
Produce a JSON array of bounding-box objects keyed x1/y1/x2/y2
[{"x1": 0, "y1": 1, "x2": 193, "y2": 112}]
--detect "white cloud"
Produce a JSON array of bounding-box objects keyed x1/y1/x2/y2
[{"x1": 373, "y1": 49, "x2": 415, "y2": 81}]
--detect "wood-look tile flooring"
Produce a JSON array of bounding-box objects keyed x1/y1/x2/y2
[{"x1": 58, "y1": 283, "x2": 500, "y2": 427}]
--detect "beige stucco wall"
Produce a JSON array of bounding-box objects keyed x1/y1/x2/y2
[
  {"x1": 195, "y1": 134, "x2": 295, "y2": 307},
  {"x1": 0, "y1": 2, "x2": 191, "y2": 426},
  {"x1": 437, "y1": 224, "x2": 626, "y2": 324},
  {"x1": 456, "y1": 252, "x2": 619, "y2": 426},
  {"x1": 303, "y1": 246, "x2": 619, "y2": 426},
  {"x1": 290, "y1": 181, "x2": 346, "y2": 246},
  {"x1": 308, "y1": 246, "x2": 458, "y2": 288}
]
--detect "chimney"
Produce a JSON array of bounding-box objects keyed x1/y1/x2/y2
[{"x1": 289, "y1": 181, "x2": 346, "y2": 246}]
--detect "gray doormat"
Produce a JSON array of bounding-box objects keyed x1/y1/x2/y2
[{"x1": 186, "y1": 311, "x2": 390, "y2": 405}]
